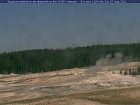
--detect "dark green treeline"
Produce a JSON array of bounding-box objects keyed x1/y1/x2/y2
[{"x1": 0, "y1": 43, "x2": 140, "y2": 74}]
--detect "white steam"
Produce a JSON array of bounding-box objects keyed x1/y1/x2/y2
[{"x1": 87, "y1": 53, "x2": 138, "y2": 73}]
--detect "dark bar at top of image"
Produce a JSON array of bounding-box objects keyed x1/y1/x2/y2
[
  {"x1": 0, "y1": 0, "x2": 7, "y2": 3},
  {"x1": 126, "y1": 0, "x2": 140, "y2": 3},
  {"x1": 1, "y1": 0, "x2": 140, "y2": 3}
]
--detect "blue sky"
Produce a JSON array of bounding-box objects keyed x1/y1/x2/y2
[{"x1": 0, "y1": 4, "x2": 140, "y2": 52}]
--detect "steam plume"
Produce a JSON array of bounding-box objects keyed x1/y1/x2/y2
[{"x1": 87, "y1": 53, "x2": 137, "y2": 73}]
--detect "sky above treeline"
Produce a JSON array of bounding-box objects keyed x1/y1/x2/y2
[{"x1": 0, "y1": 4, "x2": 140, "y2": 52}]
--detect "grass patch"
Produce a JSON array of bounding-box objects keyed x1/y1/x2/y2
[
  {"x1": 3, "y1": 86, "x2": 140, "y2": 105},
  {"x1": 64, "y1": 86, "x2": 140, "y2": 104}
]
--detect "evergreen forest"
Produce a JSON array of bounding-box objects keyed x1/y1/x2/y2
[{"x1": 1, "y1": 43, "x2": 140, "y2": 74}]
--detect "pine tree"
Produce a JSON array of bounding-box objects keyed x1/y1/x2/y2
[
  {"x1": 129, "y1": 69, "x2": 131, "y2": 75},
  {"x1": 112, "y1": 70, "x2": 115, "y2": 74},
  {"x1": 120, "y1": 70, "x2": 122, "y2": 74},
  {"x1": 132, "y1": 70, "x2": 136, "y2": 75},
  {"x1": 135, "y1": 71, "x2": 137, "y2": 75},
  {"x1": 137, "y1": 66, "x2": 140, "y2": 75},
  {"x1": 124, "y1": 70, "x2": 127, "y2": 75}
]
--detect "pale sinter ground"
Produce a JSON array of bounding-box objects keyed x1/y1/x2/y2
[{"x1": 0, "y1": 62, "x2": 140, "y2": 105}]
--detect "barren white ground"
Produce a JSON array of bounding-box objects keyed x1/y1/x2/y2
[{"x1": 0, "y1": 62, "x2": 140, "y2": 104}]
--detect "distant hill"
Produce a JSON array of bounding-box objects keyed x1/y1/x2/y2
[{"x1": 0, "y1": 43, "x2": 140, "y2": 74}]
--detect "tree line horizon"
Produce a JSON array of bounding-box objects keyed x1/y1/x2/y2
[{"x1": 0, "y1": 43, "x2": 140, "y2": 74}]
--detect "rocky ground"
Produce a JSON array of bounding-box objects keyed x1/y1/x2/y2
[{"x1": 0, "y1": 62, "x2": 140, "y2": 105}]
